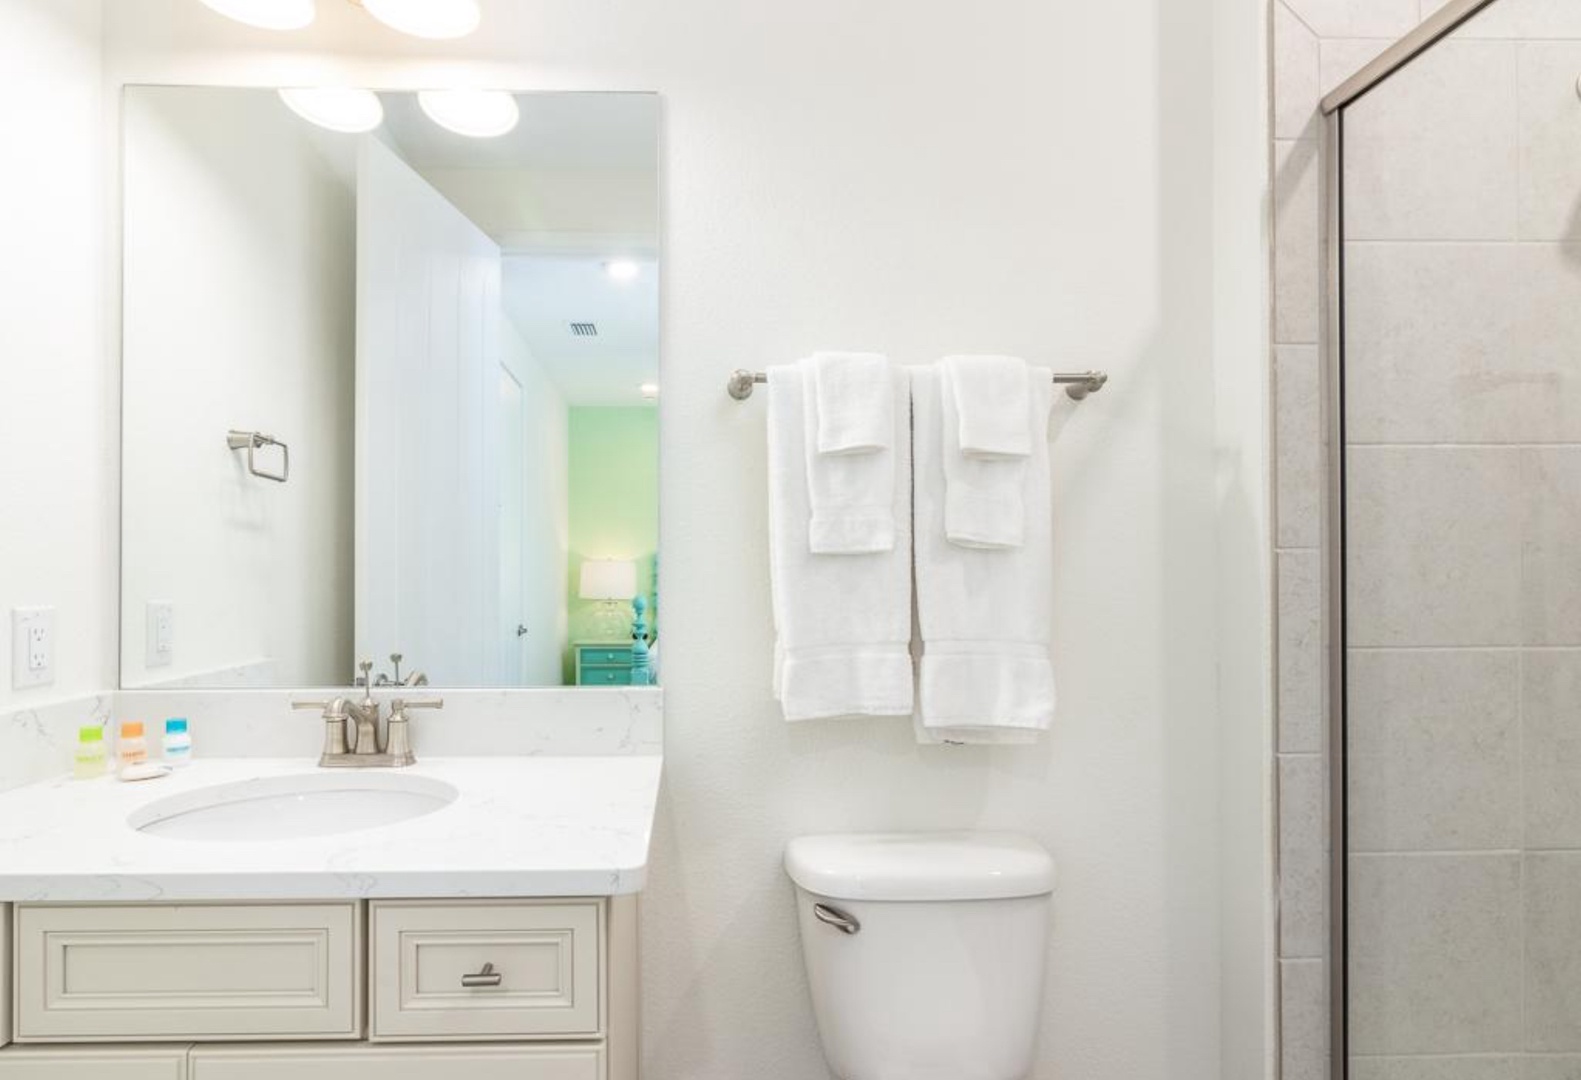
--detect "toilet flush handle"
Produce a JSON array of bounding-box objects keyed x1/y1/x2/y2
[{"x1": 813, "y1": 903, "x2": 861, "y2": 936}]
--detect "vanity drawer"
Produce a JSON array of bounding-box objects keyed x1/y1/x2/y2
[
  {"x1": 0, "y1": 1046, "x2": 190, "y2": 1079},
  {"x1": 370, "y1": 900, "x2": 603, "y2": 1041},
  {"x1": 13, "y1": 904, "x2": 363, "y2": 1042},
  {"x1": 190, "y1": 1043, "x2": 604, "y2": 1080}
]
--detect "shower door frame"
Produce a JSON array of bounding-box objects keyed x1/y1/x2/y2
[{"x1": 1320, "y1": 3, "x2": 1506, "y2": 1075}]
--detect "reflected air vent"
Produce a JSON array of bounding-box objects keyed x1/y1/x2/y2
[{"x1": 568, "y1": 322, "x2": 599, "y2": 337}]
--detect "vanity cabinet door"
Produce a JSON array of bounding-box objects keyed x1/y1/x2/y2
[
  {"x1": 188, "y1": 1043, "x2": 604, "y2": 1080},
  {"x1": 369, "y1": 900, "x2": 603, "y2": 1041},
  {"x1": 0, "y1": 1046, "x2": 189, "y2": 1079},
  {"x1": 13, "y1": 904, "x2": 363, "y2": 1042},
  {"x1": 2, "y1": 903, "x2": 11, "y2": 1049}
]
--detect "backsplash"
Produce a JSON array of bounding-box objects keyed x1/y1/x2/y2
[
  {"x1": 0, "y1": 688, "x2": 661, "y2": 794},
  {"x1": 0, "y1": 693, "x2": 112, "y2": 794}
]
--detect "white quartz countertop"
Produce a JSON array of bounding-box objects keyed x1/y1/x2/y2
[{"x1": 0, "y1": 757, "x2": 662, "y2": 902}]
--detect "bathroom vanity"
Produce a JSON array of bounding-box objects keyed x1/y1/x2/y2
[{"x1": 0, "y1": 751, "x2": 662, "y2": 1080}]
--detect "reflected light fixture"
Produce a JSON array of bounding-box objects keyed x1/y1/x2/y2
[
  {"x1": 605, "y1": 259, "x2": 642, "y2": 283},
  {"x1": 361, "y1": 0, "x2": 481, "y2": 39},
  {"x1": 278, "y1": 88, "x2": 384, "y2": 133},
  {"x1": 418, "y1": 90, "x2": 520, "y2": 138},
  {"x1": 199, "y1": 0, "x2": 316, "y2": 30},
  {"x1": 640, "y1": 382, "x2": 660, "y2": 401}
]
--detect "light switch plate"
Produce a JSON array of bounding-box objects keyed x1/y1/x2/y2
[
  {"x1": 11, "y1": 607, "x2": 55, "y2": 690},
  {"x1": 145, "y1": 601, "x2": 174, "y2": 669}
]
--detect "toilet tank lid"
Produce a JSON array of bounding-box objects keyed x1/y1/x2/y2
[{"x1": 784, "y1": 832, "x2": 1056, "y2": 902}]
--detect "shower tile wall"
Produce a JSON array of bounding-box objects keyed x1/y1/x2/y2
[{"x1": 1271, "y1": 0, "x2": 1581, "y2": 1073}]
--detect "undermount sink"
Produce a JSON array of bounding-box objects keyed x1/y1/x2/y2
[{"x1": 128, "y1": 772, "x2": 459, "y2": 843}]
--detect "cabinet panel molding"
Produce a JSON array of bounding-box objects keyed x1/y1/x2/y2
[
  {"x1": 2, "y1": 904, "x2": 11, "y2": 1049},
  {"x1": 15, "y1": 904, "x2": 362, "y2": 1042},
  {"x1": 370, "y1": 900, "x2": 603, "y2": 1041},
  {"x1": 0, "y1": 1045, "x2": 190, "y2": 1079},
  {"x1": 189, "y1": 1042, "x2": 604, "y2": 1080}
]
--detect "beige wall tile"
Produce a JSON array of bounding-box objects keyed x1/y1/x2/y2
[
  {"x1": 1351, "y1": 1056, "x2": 1521, "y2": 1080},
  {"x1": 1343, "y1": 241, "x2": 1524, "y2": 443},
  {"x1": 1276, "y1": 138, "x2": 1323, "y2": 344},
  {"x1": 1278, "y1": 3, "x2": 1323, "y2": 140},
  {"x1": 1527, "y1": 854, "x2": 1581, "y2": 1050},
  {"x1": 1343, "y1": 40, "x2": 1518, "y2": 240},
  {"x1": 1282, "y1": 958, "x2": 1330, "y2": 1080},
  {"x1": 1349, "y1": 853, "x2": 1522, "y2": 1054},
  {"x1": 1434, "y1": 0, "x2": 1581, "y2": 39},
  {"x1": 1521, "y1": 650, "x2": 1581, "y2": 848},
  {"x1": 1279, "y1": 550, "x2": 1324, "y2": 753},
  {"x1": 1525, "y1": 1056, "x2": 1581, "y2": 1080},
  {"x1": 1322, "y1": 37, "x2": 1396, "y2": 96},
  {"x1": 1276, "y1": 344, "x2": 1322, "y2": 547},
  {"x1": 1346, "y1": 447, "x2": 1523, "y2": 648},
  {"x1": 1519, "y1": 45, "x2": 1581, "y2": 240},
  {"x1": 1522, "y1": 449, "x2": 1581, "y2": 646},
  {"x1": 1348, "y1": 649, "x2": 1520, "y2": 852},
  {"x1": 1288, "y1": 0, "x2": 1421, "y2": 38},
  {"x1": 1280, "y1": 754, "x2": 1328, "y2": 958}
]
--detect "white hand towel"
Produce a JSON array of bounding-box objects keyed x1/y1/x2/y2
[
  {"x1": 802, "y1": 355, "x2": 900, "y2": 555},
  {"x1": 940, "y1": 355, "x2": 1034, "y2": 550},
  {"x1": 812, "y1": 351, "x2": 893, "y2": 455},
  {"x1": 944, "y1": 354, "x2": 1032, "y2": 458},
  {"x1": 913, "y1": 364, "x2": 1056, "y2": 745},
  {"x1": 768, "y1": 365, "x2": 914, "y2": 722}
]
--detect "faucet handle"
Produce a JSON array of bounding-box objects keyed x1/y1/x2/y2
[{"x1": 389, "y1": 698, "x2": 444, "y2": 718}]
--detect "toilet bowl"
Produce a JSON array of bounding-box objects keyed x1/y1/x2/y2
[{"x1": 785, "y1": 831, "x2": 1056, "y2": 1080}]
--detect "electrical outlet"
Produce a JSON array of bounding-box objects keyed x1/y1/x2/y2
[
  {"x1": 145, "y1": 601, "x2": 174, "y2": 669},
  {"x1": 11, "y1": 607, "x2": 55, "y2": 690}
]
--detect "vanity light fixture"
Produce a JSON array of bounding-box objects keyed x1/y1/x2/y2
[
  {"x1": 361, "y1": 0, "x2": 481, "y2": 39},
  {"x1": 418, "y1": 90, "x2": 520, "y2": 138},
  {"x1": 198, "y1": 0, "x2": 316, "y2": 30},
  {"x1": 605, "y1": 259, "x2": 642, "y2": 283},
  {"x1": 278, "y1": 87, "x2": 385, "y2": 133}
]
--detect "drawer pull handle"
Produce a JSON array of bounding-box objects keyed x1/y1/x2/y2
[
  {"x1": 813, "y1": 903, "x2": 861, "y2": 936},
  {"x1": 461, "y1": 962, "x2": 503, "y2": 988}
]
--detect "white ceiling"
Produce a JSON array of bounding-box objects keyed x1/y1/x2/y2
[
  {"x1": 502, "y1": 255, "x2": 659, "y2": 407},
  {"x1": 380, "y1": 91, "x2": 659, "y2": 171}
]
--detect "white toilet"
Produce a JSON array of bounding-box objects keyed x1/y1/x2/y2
[{"x1": 785, "y1": 831, "x2": 1056, "y2": 1080}]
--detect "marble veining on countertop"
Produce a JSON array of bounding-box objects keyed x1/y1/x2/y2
[{"x1": 0, "y1": 756, "x2": 662, "y2": 902}]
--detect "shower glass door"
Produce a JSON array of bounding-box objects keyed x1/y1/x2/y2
[{"x1": 1339, "y1": 3, "x2": 1581, "y2": 1075}]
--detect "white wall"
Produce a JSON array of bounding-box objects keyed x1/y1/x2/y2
[
  {"x1": 501, "y1": 317, "x2": 570, "y2": 687},
  {"x1": 119, "y1": 87, "x2": 355, "y2": 689},
  {"x1": 92, "y1": 2, "x2": 1272, "y2": 1077},
  {"x1": 0, "y1": 0, "x2": 110, "y2": 712},
  {"x1": 356, "y1": 136, "x2": 502, "y2": 687}
]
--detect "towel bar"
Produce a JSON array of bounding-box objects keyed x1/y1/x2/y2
[{"x1": 726, "y1": 368, "x2": 1109, "y2": 402}]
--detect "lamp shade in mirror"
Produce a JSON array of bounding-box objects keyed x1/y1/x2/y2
[{"x1": 579, "y1": 559, "x2": 638, "y2": 602}]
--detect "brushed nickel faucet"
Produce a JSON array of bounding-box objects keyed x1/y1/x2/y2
[{"x1": 292, "y1": 661, "x2": 443, "y2": 768}]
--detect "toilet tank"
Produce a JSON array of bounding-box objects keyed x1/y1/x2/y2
[{"x1": 785, "y1": 833, "x2": 1056, "y2": 1080}]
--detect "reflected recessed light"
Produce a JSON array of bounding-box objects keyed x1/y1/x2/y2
[
  {"x1": 362, "y1": 0, "x2": 480, "y2": 39},
  {"x1": 605, "y1": 259, "x2": 642, "y2": 283},
  {"x1": 278, "y1": 88, "x2": 384, "y2": 133},
  {"x1": 417, "y1": 90, "x2": 520, "y2": 138},
  {"x1": 199, "y1": 0, "x2": 316, "y2": 30},
  {"x1": 640, "y1": 382, "x2": 660, "y2": 400}
]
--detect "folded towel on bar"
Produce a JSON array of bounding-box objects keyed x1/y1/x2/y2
[
  {"x1": 768, "y1": 364, "x2": 914, "y2": 722},
  {"x1": 812, "y1": 351, "x2": 894, "y2": 455},
  {"x1": 940, "y1": 355, "x2": 1034, "y2": 549},
  {"x1": 802, "y1": 354, "x2": 901, "y2": 555},
  {"x1": 944, "y1": 354, "x2": 1033, "y2": 458},
  {"x1": 913, "y1": 363, "x2": 1056, "y2": 745}
]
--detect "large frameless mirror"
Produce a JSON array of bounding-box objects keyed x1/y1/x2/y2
[{"x1": 119, "y1": 87, "x2": 660, "y2": 690}]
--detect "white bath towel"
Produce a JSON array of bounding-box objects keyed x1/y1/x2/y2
[
  {"x1": 913, "y1": 364, "x2": 1056, "y2": 745},
  {"x1": 812, "y1": 351, "x2": 894, "y2": 455},
  {"x1": 802, "y1": 356, "x2": 900, "y2": 555},
  {"x1": 768, "y1": 364, "x2": 914, "y2": 722},
  {"x1": 940, "y1": 355, "x2": 1033, "y2": 549}
]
